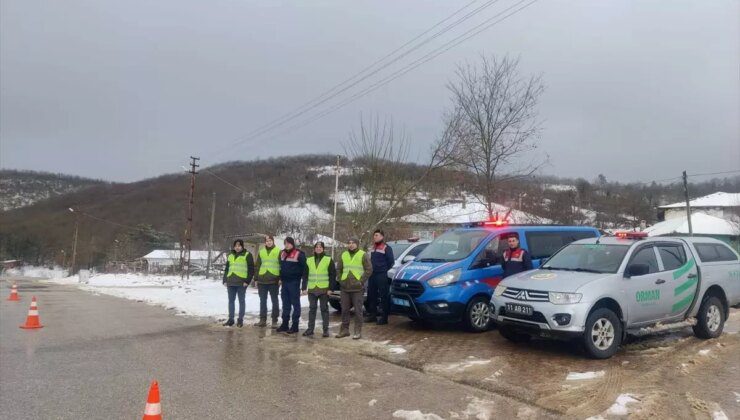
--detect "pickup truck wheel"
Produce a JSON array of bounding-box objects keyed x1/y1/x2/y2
[
  {"x1": 499, "y1": 325, "x2": 531, "y2": 343},
  {"x1": 583, "y1": 308, "x2": 622, "y2": 359},
  {"x1": 693, "y1": 296, "x2": 725, "y2": 339},
  {"x1": 464, "y1": 296, "x2": 492, "y2": 332},
  {"x1": 329, "y1": 299, "x2": 342, "y2": 312}
]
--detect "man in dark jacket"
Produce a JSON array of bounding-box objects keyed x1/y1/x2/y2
[
  {"x1": 365, "y1": 229, "x2": 394, "y2": 325},
  {"x1": 301, "y1": 241, "x2": 336, "y2": 337},
  {"x1": 277, "y1": 237, "x2": 306, "y2": 334},
  {"x1": 222, "y1": 239, "x2": 255, "y2": 327},
  {"x1": 500, "y1": 234, "x2": 533, "y2": 278}
]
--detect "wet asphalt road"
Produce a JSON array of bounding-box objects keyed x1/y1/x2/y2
[{"x1": 0, "y1": 278, "x2": 550, "y2": 419}]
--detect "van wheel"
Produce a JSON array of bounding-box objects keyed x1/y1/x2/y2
[
  {"x1": 499, "y1": 325, "x2": 531, "y2": 343},
  {"x1": 464, "y1": 296, "x2": 492, "y2": 332},
  {"x1": 582, "y1": 308, "x2": 622, "y2": 359},
  {"x1": 329, "y1": 299, "x2": 342, "y2": 312},
  {"x1": 693, "y1": 296, "x2": 725, "y2": 339}
]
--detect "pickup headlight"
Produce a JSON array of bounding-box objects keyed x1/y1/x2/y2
[
  {"x1": 548, "y1": 292, "x2": 582, "y2": 305},
  {"x1": 494, "y1": 285, "x2": 507, "y2": 297},
  {"x1": 427, "y1": 269, "x2": 461, "y2": 288}
]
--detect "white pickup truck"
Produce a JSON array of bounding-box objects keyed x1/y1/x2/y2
[{"x1": 491, "y1": 233, "x2": 740, "y2": 358}]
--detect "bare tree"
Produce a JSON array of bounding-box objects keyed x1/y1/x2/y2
[
  {"x1": 341, "y1": 116, "x2": 458, "y2": 244},
  {"x1": 445, "y1": 55, "x2": 546, "y2": 217}
]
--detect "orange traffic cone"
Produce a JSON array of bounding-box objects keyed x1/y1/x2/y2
[
  {"x1": 19, "y1": 296, "x2": 43, "y2": 329},
  {"x1": 7, "y1": 283, "x2": 20, "y2": 301},
  {"x1": 142, "y1": 381, "x2": 162, "y2": 420}
]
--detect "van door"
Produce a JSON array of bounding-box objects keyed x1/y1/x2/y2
[
  {"x1": 468, "y1": 234, "x2": 506, "y2": 288},
  {"x1": 624, "y1": 245, "x2": 668, "y2": 325}
]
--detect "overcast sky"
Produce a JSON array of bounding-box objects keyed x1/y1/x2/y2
[{"x1": 1, "y1": 0, "x2": 738, "y2": 183}]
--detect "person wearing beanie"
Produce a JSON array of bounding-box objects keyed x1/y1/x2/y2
[
  {"x1": 335, "y1": 238, "x2": 372, "y2": 339},
  {"x1": 276, "y1": 237, "x2": 306, "y2": 334},
  {"x1": 222, "y1": 239, "x2": 255, "y2": 327},
  {"x1": 253, "y1": 235, "x2": 281, "y2": 328},
  {"x1": 366, "y1": 229, "x2": 394, "y2": 325},
  {"x1": 301, "y1": 241, "x2": 336, "y2": 337}
]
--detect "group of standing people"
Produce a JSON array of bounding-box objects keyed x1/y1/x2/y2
[{"x1": 222, "y1": 230, "x2": 394, "y2": 340}]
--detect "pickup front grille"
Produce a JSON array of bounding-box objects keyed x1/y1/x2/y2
[
  {"x1": 502, "y1": 287, "x2": 549, "y2": 302},
  {"x1": 391, "y1": 280, "x2": 425, "y2": 298}
]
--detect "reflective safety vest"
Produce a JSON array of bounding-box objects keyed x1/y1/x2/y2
[
  {"x1": 227, "y1": 252, "x2": 249, "y2": 279},
  {"x1": 306, "y1": 255, "x2": 331, "y2": 290},
  {"x1": 258, "y1": 247, "x2": 281, "y2": 276},
  {"x1": 340, "y1": 250, "x2": 365, "y2": 281}
]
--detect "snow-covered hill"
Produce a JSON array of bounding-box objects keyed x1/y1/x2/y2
[{"x1": 0, "y1": 170, "x2": 104, "y2": 211}]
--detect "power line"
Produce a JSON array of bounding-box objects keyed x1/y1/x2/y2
[
  {"x1": 208, "y1": 0, "x2": 508, "y2": 159},
  {"x1": 203, "y1": 168, "x2": 250, "y2": 195},
  {"x1": 689, "y1": 169, "x2": 740, "y2": 178},
  {"x1": 260, "y1": 0, "x2": 539, "y2": 142}
]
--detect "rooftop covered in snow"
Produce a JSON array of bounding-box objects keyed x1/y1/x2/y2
[
  {"x1": 643, "y1": 212, "x2": 740, "y2": 236},
  {"x1": 399, "y1": 201, "x2": 550, "y2": 225},
  {"x1": 659, "y1": 192, "x2": 740, "y2": 209}
]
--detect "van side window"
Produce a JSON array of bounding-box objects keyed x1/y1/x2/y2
[
  {"x1": 408, "y1": 243, "x2": 428, "y2": 257},
  {"x1": 696, "y1": 243, "x2": 739, "y2": 262},
  {"x1": 525, "y1": 231, "x2": 596, "y2": 260},
  {"x1": 630, "y1": 246, "x2": 659, "y2": 274},
  {"x1": 657, "y1": 245, "x2": 686, "y2": 271},
  {"x1": 471, "y1": 237, "x2": 502, "y2": 268}
]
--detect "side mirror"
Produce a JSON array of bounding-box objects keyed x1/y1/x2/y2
[
  {"x1": 626, "y1": 263, "x2": 649, "y2": 277},
  {"x1": 402, "y1": 255, "x2": 416, "y2": 264}
]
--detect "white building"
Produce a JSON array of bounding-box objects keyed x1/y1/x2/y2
[{"x1": 659, "y1": 192, "x2": 740, "y2": 222}]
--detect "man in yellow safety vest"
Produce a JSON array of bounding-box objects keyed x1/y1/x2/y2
[
  {"x1": 335, "y1": 238, "x2": 372, "y2": 339},
  {"x1": 222, "y1": 239, "x2": 255, "y2": 327},
  {"x1": 254, "y1": 235, "x2": 281, "y2": 328},
  {"x1": 300, "y1": 241, "x2": 336, "y2": 337}
]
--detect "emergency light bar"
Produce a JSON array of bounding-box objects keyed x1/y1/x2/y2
[{"x1": 615, "y1": 231, "x2": 648, "y2": 239}]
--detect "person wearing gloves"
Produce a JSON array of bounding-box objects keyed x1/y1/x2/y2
[
  {"x1": 335, "y1": 238, "x2": 372, "y2": 339},
  {"x1": 301, "y1": 241, "x2": 337, "y2": 338},
  {"x1": 276, "y1": 237, "x2": 306, "y2": 334},
  {"x1": 254, "y1": 235, "x2": 281, "y2": 328},
  {"x1": 222, "y1": 239, "x2": 255, "y2": 327}
]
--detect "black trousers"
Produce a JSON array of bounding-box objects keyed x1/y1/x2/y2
[
  {"x1": 307, "y1": 293, "x2": 329, "y2": 332},
  {"x1": 366, "y1": 272, "x2": 390, "y2": 320},
  {"x1": 257, "y1": 283, "x2": 280, "y2": 321},
  {"x1": 280, "y1": 281, "x2": 301, "y2": 326},
  {"x1": 226, "y1": 285, "x2": 246, "y2": 321}
]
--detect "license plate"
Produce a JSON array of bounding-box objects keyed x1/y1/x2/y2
[
  {"x1": 506, "y1": 303, "x2": 533, "y2": 316},
  {"x1": 392, "y1": 297, "x2": 410, "y2": 307}
]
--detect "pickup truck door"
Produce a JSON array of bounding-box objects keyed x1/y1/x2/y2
[
  {"x1": 655, "y1": 242, "x2": 698, "y2": 320},
  {"x1": 624, "y1": 245, "x2": 669, "y2": 325}
]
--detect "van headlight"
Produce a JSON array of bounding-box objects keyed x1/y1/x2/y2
[
  {"x1": 427, "y1": 269, "x2": 461, "y2": 288},
  {"x1": 494, "y1": 285, "x2": 507, "y2": 297},
  {"x1": 549, "y1": 292, "x2": 582, "y2": 305}
]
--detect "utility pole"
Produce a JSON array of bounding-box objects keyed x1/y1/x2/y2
[
  {"x1": 206, "y1": 192, "x2": 216, "y2": 279},
  {"x1": 331, "y1": 155, "x2": 341, "y2": 260},
  {"x1": 682, "y1": 170, "x2": 693, "y2": 235},
  {"x1": 68, "y1": 208, "x2": 79, "y2": 274},
  {"x1": 183, "y1": 156, "x2": 200, "y2": 280}
]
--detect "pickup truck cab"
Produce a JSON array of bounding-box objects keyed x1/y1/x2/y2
[
  {"x1": 390, "y1": 223, "x2": 600, "y2": 332},
  {"x1": 491, "y1": 232, "x2": 740, "y2": 358}
]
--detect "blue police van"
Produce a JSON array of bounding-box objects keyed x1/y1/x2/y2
[{"x1": 390, "y1": 223, "x2": 601, "y2": 332}]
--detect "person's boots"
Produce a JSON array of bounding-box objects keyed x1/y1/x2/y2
[
  {"x1": 276, "y1": 321, "x2": 289, "y2": 333},
  {"x1": 322, "y1": 329, "x2": 330, "y2": 338},
  {"x1": 236, "y1": 319, "x2": 244, "y2": 328},
  {"x1": 302, "y1": 329, "x2": 314, "y2": 337},
  {"x1": 253, "y1": 318, "x2": 267, "y2": 327},
  {"x1": 335, "y1": 329, "x2": 350, "y2": 338},
  {"x1": 287, "y1": 323, "x2": 299, "y2": 334},
  {"x1": 364, "y1": 314, "x2": 377, "y2": 323},
  {"x1": 352, "y1": 332, "x2": 362, "y2": 340},
  {"x1": 271, "y1": 318, "x2": 279, "y2": 329},
  {"x1": 376, "y1": 318, "x2": 388, "y2": 325},
  {"x1": 222, "y1": 319, "x2": 235, "y2": 327}
]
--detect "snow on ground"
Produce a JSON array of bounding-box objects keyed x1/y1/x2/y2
[
  {"x1": 605, "y1": 394, "x2": 640, "y2": 416},
  {"x1": 45, "y1": 273, "x2": 309, "y2": 321},
  {"x1": 565, "y1": 371, "x2": 605, "y2": 381},
  {"x1": 699, "y1": 349, "x2": 711, "y2": 356},
  {"x1": 251, "y1": 202, "x2": 331, "y2": 224},
  {"x1": 424, "y1": 357, "x2": 491, "y2": 373},
  {"x1": 2, "y1": 265, "x2": 68, "y2": 279},
  {"x1": 712, "y1": 410, "x2": 729, "y2": 420},
  {"x1": 392, "y1": 409, "x2": 444, "y2": 420}
]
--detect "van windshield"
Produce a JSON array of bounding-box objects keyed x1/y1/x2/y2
[
  {"x1": 416, "y1": 230, "x2": 490, "y2": 263},
  {"x1": 542, "y1": 244, "x2": 630, "y2": 274},
  {"x1": 388, "y1": 243, "x2": 411, "y2": 260}
]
